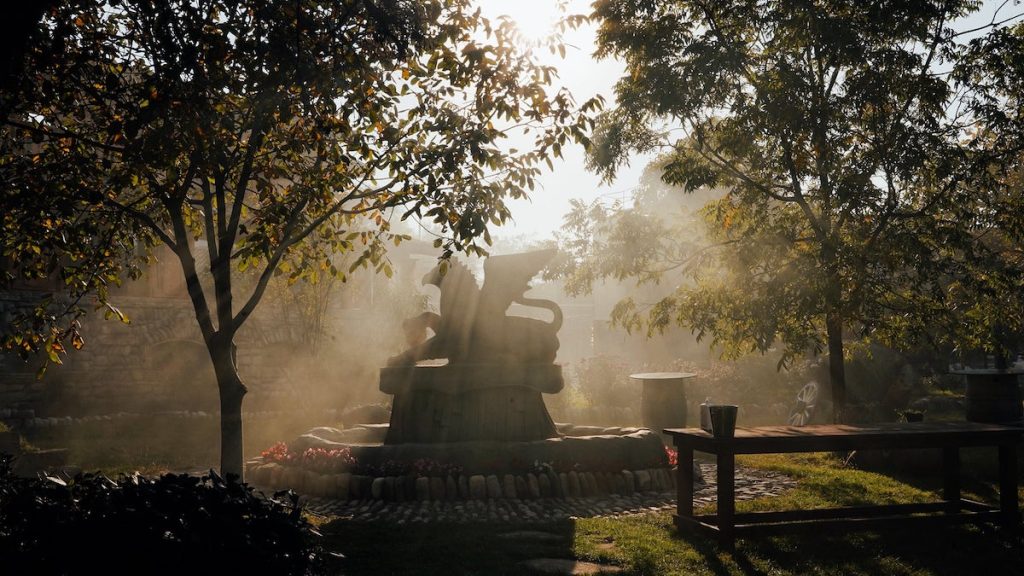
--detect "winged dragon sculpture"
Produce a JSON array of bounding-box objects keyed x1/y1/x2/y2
[{"x1": 387, "y1": 249, "x2": 563, "y2": 366}]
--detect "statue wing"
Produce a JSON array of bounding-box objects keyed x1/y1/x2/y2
[
  {"x1": 436, "y1": 259, "x2": 480, "y2": 361},
  {"x1": 479, "y1": 248, "x2": 557, "y2": 313}
]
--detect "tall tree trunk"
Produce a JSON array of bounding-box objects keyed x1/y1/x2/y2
[
  {"x1": 209, "y1": 336, "x2": 247, "y2": 480},
  {"x1": 825, "y1": 309, "x2": 846, "y2": 423}
]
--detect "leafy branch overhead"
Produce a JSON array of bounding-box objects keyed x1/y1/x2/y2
[
  {"x1": 1, "y1": 0, "x2": 599, "y2": 361},
  {"x1": 556, "y1": 0, "x2": 1024, "y2": 421},
  {"x1": 0, "y1": 0, "x2": 598, "y2": 477}
]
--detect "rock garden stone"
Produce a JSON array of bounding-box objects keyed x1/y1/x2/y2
[
  {"x1": 318, "y1": 473, "x2": 335, "y2": 497},
  {"x1": 469, "y1": 475, "x2": 486, "y2": 499},
  {"x1": 538, "y1": 473, "x2": 552, "y2": 497},
  {"x1": 334, "y1": 473, "x2": 351, "y2": 501},
  {"x1": 415, "y1": 477, "x2": 430, "y2": 501},
  {"x1": 568, "y1": 471, "x2": 581, "y2": 497},
  {"x1": 302, "y1": 471, "x2": 320, "y2": 494},
  {"x1": 371, "y1": 477, "x2": 385, "y2": 500},
  {"x1": 283, "y1": 467, "x2": 304, "y2": 491},
  {"x1": 527, "y1": 473, "x2": 541, "y2": 499},
  {"x1": 502, "y1": 474, "x2": 517, "y2": 499},
  {"x1": 486, "y1": 475, "x2": 503, "y2": 498},
  {"x1": 648, "y1": 469, "x2": 662, "y2": 491},
  {"x1": 430, "y1": 477, "x2": 445, "y2": 500},
  {"x1": 611, "y1": 473, "x2": 625, "y2": 495},
  {"x1": 515, "y1": 475, "x2": 528, "y2": 497},
  {"x1": 635, "y1": 469, "x2": 651, "y2": 492},
  {"x1": 351, "y1": 475, "x2": 373, "y2": 499},
  {"x1": 621, "y1": 470, "x2": 635, "y2": 495}
]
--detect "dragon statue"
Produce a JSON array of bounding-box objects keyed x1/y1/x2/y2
[{"x1": 387, "y1": 249, "x2": 563, "y2": 366}]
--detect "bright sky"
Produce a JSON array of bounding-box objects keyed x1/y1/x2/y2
[
  {"x1": 472, "y1": 0, "x2": 1022, "y2": 242},
  {"x1": 474, "y1": 0, "x2": 648, "y2": 242}
]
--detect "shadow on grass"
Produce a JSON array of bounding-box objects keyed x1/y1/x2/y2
[
  {"x1": 686, "y1": 523, "x2": 1023, "y2": 576},
  {"x1": 666, "y1": 531, "x2": 765, "y2": 576},
  {"x1": 851, "y1": 445, "x2": 1024, "y2": 506},
  {"x1": 320, "y1": 518, "x2": 580, "y2": 575}
]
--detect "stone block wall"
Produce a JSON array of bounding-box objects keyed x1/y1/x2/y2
[{"x1": 0, "y1": 291, "x2": 342, "y2": 417}]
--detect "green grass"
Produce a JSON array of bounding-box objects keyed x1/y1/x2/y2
[{"x1": 319, "y1": 452, "x2": 1024, "y2": 576}]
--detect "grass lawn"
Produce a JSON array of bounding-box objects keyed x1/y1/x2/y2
[{"x1": 318, "y1": 453, "x2": 1024, "y2": 576}]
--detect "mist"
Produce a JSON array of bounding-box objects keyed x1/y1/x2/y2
[{"x1": 0, "y1": 199, "x2": 942, "y2": 476}]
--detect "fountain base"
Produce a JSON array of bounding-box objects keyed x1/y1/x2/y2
[{"x1": 380, "y1": 364, "x2": 563, "y2": 443}]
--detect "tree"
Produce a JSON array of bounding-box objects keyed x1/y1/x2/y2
[
  {"x1": 569, "y1": 0, "x2": 1002, "y2": 422},
  {"x1": 1, "y1": 0, "x2": 595, "y2": 477},
  {"x1": 936, "y1": 20, "x2": 1024, "y2": 364}
]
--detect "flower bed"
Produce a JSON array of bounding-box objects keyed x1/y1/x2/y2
[{"x1": 259, "y1": 442, "x2": 465, "y2": 478}]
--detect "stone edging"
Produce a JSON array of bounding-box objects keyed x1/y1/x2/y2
[
  {"x1": 298, "y1": 463, "x2": 797, "y2": 523},
  {"x1": 246, "y1": 461, "x2": 686, "y2": 502}
]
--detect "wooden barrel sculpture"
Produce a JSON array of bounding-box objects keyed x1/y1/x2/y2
[
  {"x1": 629, "y1": 372, "x2": 695, "y2": 436},
  {"x1": 959, "y1": 370, "x2": 1024, "y2": 424},
  {"x1": 380, "y1": 364, "x2": 563, "y2": 444}
]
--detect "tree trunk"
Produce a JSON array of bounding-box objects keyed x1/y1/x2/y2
[
  {"x1": 209, "y1": 337, "x2": 247, "y2": 480},
  {"x1": 825, "y1": 310, "x2": 846, "y2": 423},
  {"x1": 821, "y1": 238, "x2": 846, "y2": 424}
]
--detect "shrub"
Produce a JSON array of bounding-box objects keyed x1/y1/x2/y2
[
  {"x1": 573, "y1": 355, "x2": 636, "y2": 409},
  {"x1": 0, "y1": 455, "x2": 328, "y2": 575}
]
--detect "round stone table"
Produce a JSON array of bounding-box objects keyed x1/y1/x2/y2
[{"x1": 629, "y1": 372, "x2": 696, "y2": 436}]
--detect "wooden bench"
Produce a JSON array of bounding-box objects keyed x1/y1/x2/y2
[{"x1": 665, "y1": 422, "x2": 1023, "y2": 550}]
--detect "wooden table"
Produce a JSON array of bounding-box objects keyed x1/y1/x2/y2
[{"x1": 665, "y1": 422, "x2": 1023, "y2": 550}]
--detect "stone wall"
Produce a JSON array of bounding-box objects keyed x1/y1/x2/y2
[{"x1": 0, "y1": 291, "x2": 349, "y2": 417}]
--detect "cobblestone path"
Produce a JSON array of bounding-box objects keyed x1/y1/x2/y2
[{"x1": 301, "y1": 463, "x2": 795, "y2": 524}]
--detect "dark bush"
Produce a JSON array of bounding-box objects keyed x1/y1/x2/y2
[{"x1": 0, "y1": 455, "x2": 328, "y2": 575}]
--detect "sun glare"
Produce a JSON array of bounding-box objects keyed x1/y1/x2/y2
[{"x1": 494, "y1": 2, "x2": 564, "y2": 44}]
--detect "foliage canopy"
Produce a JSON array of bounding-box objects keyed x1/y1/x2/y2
[
  {"x1": 1, "y1": 0, "x2": 596, "y2": 475},
  {"x1": 556, "y1": 0, "x2": 1023, "y2": 419}
]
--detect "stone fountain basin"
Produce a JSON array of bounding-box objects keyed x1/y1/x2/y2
[{"x1": 289, "y1": 423, "x2": 667, "y2": 475}]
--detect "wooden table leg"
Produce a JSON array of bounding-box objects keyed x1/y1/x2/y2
[
  {"x1": 998, "y1": 443, "x2": 1019, "y2": 531},
  {"x1": 678, "y1": 444, "x2": 694, "y2": 520},
  {"x1": 717, "y1": 449, "x2": 735, "y2": 550},
  {"x1": 942, "y1": 446, "x2": 960, "y2": 513}
]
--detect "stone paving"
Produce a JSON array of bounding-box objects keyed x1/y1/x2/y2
[{"x1": 300, "y1": 463, "x2": 795, "y2": 523}]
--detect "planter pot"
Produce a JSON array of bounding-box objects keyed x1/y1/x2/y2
[{"x1": 953, "y1": 369, "x2": 1024, "y2": 424}]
